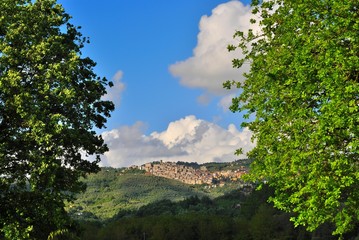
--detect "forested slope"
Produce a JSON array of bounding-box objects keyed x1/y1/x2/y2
[{"x1": 67, "y1": 168, "x2": 208, "y2": 220}]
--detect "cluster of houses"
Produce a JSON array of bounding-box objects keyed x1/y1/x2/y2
[
  {"x1": 212, "y1": 166, "x2": 248, "y2": 182},
  {"x1": 130, "y1": 160, "x2": 248, "y2": 185}
]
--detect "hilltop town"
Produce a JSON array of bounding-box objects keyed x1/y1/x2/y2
[{"x1": 129, "y1": 160, "x2": 249, "y2": 185}]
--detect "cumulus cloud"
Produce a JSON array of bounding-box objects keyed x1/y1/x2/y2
[
  {"x1": 100, "y1": 122, "x2": 186, "y2": 167},
  {"x1": 103, "y1": 70, "x2": 125, "y2": 107},
  {"x1": 99, "y1": 115, "x2": 255, "y2": 168},
  {"x1": 169, "y1": 1, "x2": 259, "y2": 96}
]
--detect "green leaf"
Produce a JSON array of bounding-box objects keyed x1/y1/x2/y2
[{"x1": 225, "y1": 0, "x2": 359, "y2": 237}]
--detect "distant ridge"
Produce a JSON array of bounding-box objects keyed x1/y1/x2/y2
[
  {"x1": 67, "y1": 159, "x2": 252, "y2": 220},
  {"x1": 128, "y1": 159, "x2": 250, "y2": 185}
]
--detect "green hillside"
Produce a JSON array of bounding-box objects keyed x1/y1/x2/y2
[
  {"x1": 67, "y1": 166, "x2": 359, "y2": 239},
  {"x1": 67, "y1": 166, "x2": 248, "y2": 221},
  {"x1": 79, "y1": 186, "x2": 336, "y2": 240},
  {"x1": 67, "y1": 168, "x2": 207, "y2": 220}
]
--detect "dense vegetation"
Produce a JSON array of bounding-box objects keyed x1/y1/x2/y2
[
  {"x1": 77, "y1": 185, "x2": 359, "y2": 240},
  {"x1": 67, "y1": 168, "x2": 206, "y2": 220},
  {"x1": 67, "y1": 166, "x2": 251, "y2": 221},
  {"x1": 0, "y1": 0, "x2": 113, "y2": 238},
  {"x1": 69, "y1": 167, "x2": 359, "y2": 239},
  {"x1": 226, "y1": 0, "x2": 358, "y2": 237}
]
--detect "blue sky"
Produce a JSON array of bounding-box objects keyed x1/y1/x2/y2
[{"x1": 58, "y1": 0, "x2": 257, "y2": 167}]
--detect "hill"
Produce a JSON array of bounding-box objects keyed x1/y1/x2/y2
[
  {"x1": 67, "y1": 162, "x2": 250, "y2": 221},
  {"x1": 67, "y1": 162, "x2": 359, "y2": 239},
  {"x1": 79, "y1": 185, "x2": 326, "y2": 240},
  {"x1": 202, "y1": 158, "x2": 252, "y2": 172}
]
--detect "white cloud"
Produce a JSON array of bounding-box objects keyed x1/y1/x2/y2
[
  {"x1": 103, "y1": 70, "x2": 125, "y2": 107},
  {"x1": 99, "y1": 115, "x2": 255, "y2": 168},
  {"x1": 100, "y1": 121, "x2": 186, "y2": 167},
  {"x1": 169, "y1": 1, "x2": 259, "y2": 96}
]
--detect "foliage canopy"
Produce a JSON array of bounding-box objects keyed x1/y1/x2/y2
[
  {"x1": 0, "y1": 0, "x2": 114, "y2": 238},
  {"x1": 226, "y1": 0, "x2": 358, "y2": 237}
]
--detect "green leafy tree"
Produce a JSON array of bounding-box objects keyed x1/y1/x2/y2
[
  {"x1": 0, "y1": 0, "x2": 114, "y2": 238},
  {"x1": 225, "y1": 0, "x2": 358, "y2": 237}
]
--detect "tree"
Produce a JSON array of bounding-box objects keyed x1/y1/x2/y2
[
  {"x1": 0, "y1": 0, "x2": 114, "y2": 238},
  {"x1": 225, "y1": 0, "x2": 358, "y2": 237}
]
